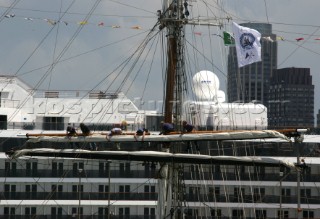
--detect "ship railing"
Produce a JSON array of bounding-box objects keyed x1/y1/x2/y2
[
  {"x1": 2, "y1": 192, "x2": 319, "y2": 204},
  {"x1": 2, "y1": 169, "x2": 317, "y2": 182}
]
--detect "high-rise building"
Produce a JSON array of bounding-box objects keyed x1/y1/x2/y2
[
  {"x1": 227, "y1": 23, "x2": 277, "y2": 105},
  {"x1": 268, "y1": 67, "x2": 314, "y2": 129}
]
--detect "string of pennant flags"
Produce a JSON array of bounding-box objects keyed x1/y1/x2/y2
[
  {"x1": 4, "y1": 13, "x2": 320, "y2": 41},
  {"x1": 4, "y1": 13, "x2": 142, "y2": 30},
  {"x1": 193, "y1": 31, "x2": 320, "y2": 45}
]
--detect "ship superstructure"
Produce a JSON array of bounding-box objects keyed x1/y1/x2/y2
[{"x1": 0, "y1": 75, "x2": 320, "y2": 219}]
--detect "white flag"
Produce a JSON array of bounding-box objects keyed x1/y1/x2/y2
[{"x1": 232, "y1": 22, "x2": 262, "y2": 67}]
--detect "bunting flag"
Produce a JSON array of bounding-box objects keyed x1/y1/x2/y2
[
  {"x1": 232, "y1": 22, "x2": 261, "y2": 68},
  {"x1": 276, "y1": 36, "x2": 284, "y2": 41},
  {"x1": 194, "y1": 32, "x2": 202, "y2": 36},
  {"x1": 262, "y1": 36, "x2": 273, "y2": 42},
  {"x1": 78, "y1": 21, "x2": 88, "y2": 25},
  {"x1": 131, "y1": 25, "x2": 142, "y2": 29},
  {"x1": 5, "y1": 14, "x2": 15, "y2": 18},
  {"x1": 223, "y1": 31, "x2": 235, "y2": 45},
  {"x1": 296, "y1": 37, "x2": 304, "y2": 42}
]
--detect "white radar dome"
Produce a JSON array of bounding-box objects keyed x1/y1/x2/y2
[{"x1": 193, "y1": 70, "x2": 220, "y2": 101}]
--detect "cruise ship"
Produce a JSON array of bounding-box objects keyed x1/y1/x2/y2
[{"x1": 0, "y1": 75, "x2": 320, "y2": 219}]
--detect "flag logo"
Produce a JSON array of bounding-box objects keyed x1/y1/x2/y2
[{"x1": 239, "y1": 33, "x2": 256, "y2": 49}]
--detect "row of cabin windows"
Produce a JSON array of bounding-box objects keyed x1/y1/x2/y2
[
  {"x1": 5, "y1": 207, "x2": 314, "y2": 218},
  {"x1": 4, "y1": 184, "x2": 156, "y2": 194},
  {"x1": 5, "y1": 161, "x2": 290, "y2": 176},
  {"x1": 3, "y1": 183, "x2": 313, "y2": 198},
  {"x1": 4, "y1": 207, "x2": 156, "y2": 216},
  {"x1": 4, "y1": 162, "x2": 130, "y2": 172},
  {"x1": 6, "y1": 161, "x2": 296, "y2": 175}
]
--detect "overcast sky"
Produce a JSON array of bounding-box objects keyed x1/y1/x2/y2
[{"x1": 0, "y1": 0, "x2": 319, "y2": 122}]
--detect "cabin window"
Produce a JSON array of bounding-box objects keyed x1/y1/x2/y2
[
  {"x1": 232, "y1": 209, "x2": 244, "y2": 218},
  {"x1": 282, "y1": 188, "x2": 291, "y2": 198},
  {"x1": 256, "y1": 209, "x2": 266, "y2": 219},
  {"x1": 42, "y1": 116, "x2": 64, "y2": 130},
  {"x1": 5, "y1": 161, "x2": 16, "y2": 176},
  {"x1": 72, "y1": 185, "x2": 83, "y2": 193},
  {"x1": 99, "y1": 162, "x2": 110, "y2": 176},
  {"x1": 119, "y1": 207, "x2": 130, "y2": 216},
  {"x1": 25, "y1": 207, "x2": 36, "y2": 216},
  {"x1": 119, "y1": 185, "x2": 130, "y2": 199},
  {"x1": 186, "y1": 209, "x2": 199, "y2": 216},
  {"x1": 0, "y1": 115, "x2": 7, "y2": 130},
  {"x1": 253, "y1": 188, "x2": 265, "y2": 202},
  {"x1": 119, "y1": 162, "x2": 130, "y2": 176},
  {"x1": 301, "y1": 188, "x2": 311, "y2": 198},
  {"x1": 99, "y1": 185, "x2": 109, "y2": 199},
  {"x1": 72, "y1": 162, "x2": 84, "y2": 176},
  {"x1": 4, "y1": 184, "x2": 15, "y2": 200},
  {"x1": 72, "y1": 207, "x2": 83, "y2": 216},
  {"x1": 234, "y1": 187, "x2": 245, "y2": 202},
  {"x1": 26, "y1": 162, "x2": 38, "y2": 176},
  {"x1": 278, "y1": 210, "x2": 289, "y2": 218},
  {"x1": 52, "y1": 162, "x2": 64, "y2": 176},
  {"x1": 144, "y1": 185, "x2": 156, "y2": 200},
  {"x1": 25, "y1": 184, "x2": 37, "y2": 199},
  {"x1": 4, "y1": 207, "x2": 15, "y2": 215},
  {"x1": 51, "y1": 207, "x2": 62, "y2": 217},
  {"x1": 210, "y1": 209, "x2": 221, "y2": 217},
  {"x1": 144, "y1": 208, "x2": 156, "y2": 217},
  {"x1": 98, "y1": 207, "x2": 109, "y2": 216},
  {"x1": 208, "y1": 187, "x2": 220, "y2": 202},
  {"x1": 303, "y1": 210, "x2": 314, "y2": 218}
]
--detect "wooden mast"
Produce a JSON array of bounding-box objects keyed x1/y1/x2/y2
[
  {"x1": 162, "y1": 0, "x2": 185, "y2": 125},
  {"x1": 164, "y1": 37, "x2": 177, "y2": 123}
]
